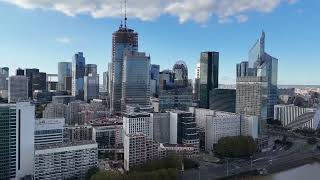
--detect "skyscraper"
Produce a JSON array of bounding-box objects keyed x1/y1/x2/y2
[
  {"x1": 72, "y1": 52, "x2": 86, "y2": 100},
  {"x1": 199, "y1": 51, "x2": 219, "y2": 109},
  {"x1": 58, "y1": 62, "x2": 72, "y2": 91},
  {"x1": 0, "y1": 102, "x2": 35, "y2": 179},
  {"x1": 150, "y1": 64, "x2": 160, "y2": 97},
  {"x1": 25, "y1": 68, "x2": 39, "y2": 97},
  {"x1": 16, "y1": 68, "x2": 24, "y2": 76},
  {"x1": 121, "y1": 51, "x2": 150, "y2": 111},
  {"x1": 85, "y1": 64, "x2": 97, "y2": 76},
  {"x1": 110, "y1": 25, "x2": 138, "y2": 114},
  {"x1": 84, "y1": 74, "x2": 99, "y2": 102},
  {"x1": 236, "y1": 31, "x2": 278, "y2": 123},
  {"x1": 103, "y1": 71, "x2": 109, "y2": 93},
  {"x1": 8, "y1": 75, "x2": 28, "y2": 103},
  {"x1": 173, "y1": 61, "x2": 188, "y2": 82}
]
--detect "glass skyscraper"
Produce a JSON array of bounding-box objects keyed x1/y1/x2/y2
[
  {"x1": 58, "y1": 62, "x2": 72, "y2": 91},
  {"x1": 199, "y1": 51, "x2": 219, "y2": 109},
  {"x1": 110, "y1": 26, "x2": 138, "y2": 114},
  {"x1": 72, "y1": 52, "x2": 86, "y2": 100}
]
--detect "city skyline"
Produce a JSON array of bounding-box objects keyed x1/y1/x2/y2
[{"x1": 0, "y1": 0, "x2": 319, "y2": 85}]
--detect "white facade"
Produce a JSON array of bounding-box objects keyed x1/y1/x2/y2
[
  {"x1": 274, "y1": 104, "x2": 313, "y2": 127},
  {"x1": 123, "y1": 113, "x2": 153, "y2": 139},
  {"x1": 34, "y1": 118, "x2": 64, "y2": 146},
  {"x1": 34, "y1": 142, "x2": 98, "y2": 180},
  {"x1": 205, "y1": 111, "x2": 258, "y2": 151}
]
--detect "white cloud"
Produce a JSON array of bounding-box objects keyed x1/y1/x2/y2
[
  {"x1": 55, "y1": 37, "x2": 71, "y2": 44},
  {"x1": 1, "y1": 0, "x2": 297, "y2": 24}
]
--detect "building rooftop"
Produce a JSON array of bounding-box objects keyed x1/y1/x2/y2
[{"x1": 35, "y1": 140, "x2": 97, "y2": 150}]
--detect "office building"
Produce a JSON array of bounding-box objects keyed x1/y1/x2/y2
[
  {"x1": 150, "y1": 64, "x2": 160, "y2": 97},
  {"x1": 274, "y1": 104, "x2": 315, "y2": 127},
  {"x1": 107, "y1": 62, "x2": 113, "y2": 96},
  {"x1": 236, "y1": 76, "x2": 268, "y2": 134},
  {"x1": 123, "y1": 112, "x2": 153, "y2": 139},
  {"x1": 0, "y1": 102, "x2": 35, "y2": 179},
  {"x1": 121, "y1": 51, "x2": 150, "y2": 111},
  {"x1": 16, "y1": 68, "x2": 24, "y2": 76},
  {"x1": 47, "y1": 74, "x2": 58, "y2": 91},
  {"x1": 110, "y1": 25, "x2": 138, "y2": 115},
  {"x1": 199, "y1": 51, "x2": 219, "y2": 108},
  {"x1": 169, "y1": 111, "x2": 199, "y2": 154},
  {"x1": 173, "y1": 61, "x2": 188, "y2": 86},
  {"x1": 34, "y1": 118, "x2": 64, "y2": 146},
  {"x1": 159, "y1": 70, "x2": 175, "y2": 90},
  {"x1": 8, "y1": 75, "x2": 28, "y2": 103},
  {"x1": 43, "y1": 102, "x2": 68, "y2": 119},
  {"x1": 209, "y1": 88, "x2": 236, "y2": 113},
  {"x1": 237, "y1": 32, "x2": 278, "y2": 121},
  {"x1": 0, "y1": 67, "x2": 9, "y2": 90},
  {"x1": 158, "y1": 86, "x2": 193, "y2": 111},
  {"x1": 124, "y1": 133, "x2": 165, "y2": 171},
  {"x1": 52, "y1": 95, "x2": 75, "y2": 104},
  {"x1": 34, "y1": 141, "x2": 98, "y2": 180},
  {"x1": 58, "y1": 62, "x2": 72, "y2": 91},
  {"x1": 85, "y1": 64, "x2": 97, "y2": 76},
  {"x1": 25, "y1": 68, "x2": 39, "y2": 97},
  {"x1": 160, "y1": 143, "x2": 195, "y2": 158},
  {"x1": 103, "y1": 71, "x2": 109, "y2": 93},
  {"x1": 92, "y1": 124, "x2": 123, "y2": 149},
  {"x1": 64, "y1": 125, "x2": 93, "y2": 143},
  {"x1": 84, "y1": 74, "x2": 99, "y2": 102},
  {"x1": 72, "y1": 52, "x2": 86, "y2": 100},
  {"x1": 151, "y1": 112, "x2": 170, "y2": 143}
]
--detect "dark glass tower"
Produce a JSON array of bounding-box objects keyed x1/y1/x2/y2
[{"x1": 199, "y1": 51, "x2": 219, "y2": 109}]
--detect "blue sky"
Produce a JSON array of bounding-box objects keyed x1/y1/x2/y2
[{"x1": 0, "y1": 0, "x2": 319, "y2": 85}]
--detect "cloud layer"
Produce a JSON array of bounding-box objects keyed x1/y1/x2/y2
[
  {"x1": 55, "y1": 37, "x2": 71, "y2": 44},
  {"x1": 1, "y1": 0, "x2": 297, "y2": 23}
]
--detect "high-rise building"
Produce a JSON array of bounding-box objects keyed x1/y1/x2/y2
[
  {"x1": 85, "y1": 64, "x2": 97, "y2": 76},
  {"x1": 32, "y1": 72, "x2": 47, "y2": 93},
  {"x1": 193, "y1": 63, "x2": 201, "y2": 101},
  {"x1": 0, "y1": 67, "x2": 9, "y2": 90},
  {"x1": 274, "y1": 104, "x2": 314, "y2": 127},
  {"x1": 34, "y1": 118, "x2": 64, "y2": 146},
  {"x1": 209, "y1": 88, "x2": 236, "y2": 113},
  {"x1": 92, "y1": 124, "x2": 123, "y2": 149},
  {"x1": 237, "y1": 32, "x2": 278, "y2": 120},
  {"x1": 151, "y1": 112, "x2": 170, "y2": 143},
  {"x1": 84, "y1": 74, "x2": 99, "y2": 102},
  {"x1": 8, "y1": 75, "x2": 28, "y2": 103},
  {"x1": 173, "y1": 61, "x2": 188, "y2": 86},
  {"x1": 103, "y1": 71, "x2": 109, "y2": 93},
  {"x1": 64, "y1": 125, "x2": 93, "y2": 143},
  {"x1": 121, "y1": 51, "x2": 150, "y2": 111},
  {"x1": 0, "y1": 102, "x2": 35, "y2": 179},
  {"x1": 25, "y1": 68, "x2": 39, "y2": 97},
  {"x1": 236, "y1": 76, "x2": 268, "y2": 134},
  {"x1": 169, "y1": 111, "x2": 199, "y2": 154},
  {"x1": 34, "y1": 141, "x2": 98, "y2": 180},
  {"x1": 158, "y1": 86, "x2": 193, "y2": 111},
  {"x1": 110, "y1": 26, "x2": 138, "y2": 114},
  {"x1": 43, "y1": 102, "x2": 68, "y2": 120},
  {"x1": 58, "y1": 62, "x2": 72, "y2": 91},
  {"x1": 107, "y1": 62, "x2": 112, "y2": 96},
  {"x1": 16, "y1": 68, "x2": 24, "y2": 76},
  {"x1": 123, "y1": 112, "x2": 153, "y2": 139},
  {"x1": 72, "y1": 52, "x2": 86, "y2": 100},
  {"x1": 150, "y1": 64, "x2": 160, "y2": 97},
  {"x1": 199, "y1": 51, "x2": 219, "y2": 109}
]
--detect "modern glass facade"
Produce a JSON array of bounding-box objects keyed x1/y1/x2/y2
[
  {"x1": 199, "y1": 51, "x2": 219, "y2": 109},
  {"x1": 209, "y1": 88, "x2": 236, "y2": 113},
  {"x1": 0, "y1": 105, "x2": 16, "y2": 179},
  {"x1": 150, "y1": 64, "x2": 160, "y2": 97},
  {"x1": 58, "y1": 62, "x2": 72, "y2": 91},
  {"x1": 72, "y1": 52, "x2": 86, "y2": 100},
  {"x1": 110, "y1": 27, "x2": 138, "y2": 114}
]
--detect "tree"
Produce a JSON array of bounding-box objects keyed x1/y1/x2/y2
[
  {"x1": 215, "y1": 136, "x2": 257, "y2": 158},
  {"x1": 86, "y1": 166, "x2": 99, "y2": 180},
  {"x1": 307, "y1": 137, "x2": 318, "y2": 145}
]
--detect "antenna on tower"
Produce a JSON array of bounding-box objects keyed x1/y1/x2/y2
[
  {"x1": 120, "y1": 0, "x2": 123, "y2": 28},
  {"x1": 124, "y1": 0, "x2": 127, "y2": 28}
]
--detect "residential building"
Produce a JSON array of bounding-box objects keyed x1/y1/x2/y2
[
  {"x1": 199, "y1": 51, "x2": 219, "y2": 108},
  {"x1": 34, "y1": 118, "x2": 64, "y2": 146},
  {"x1": 8, "y1": 75, "x2": 28, "y2": 103},
  {"x1": 64, "y1": 125, "x2": 93, "y2": 143},
  {"x1": 92, "y1": 124, "x2": 123, "y2": 149},
  {"x1": 43, "y1": 102, "x2": 68, "y2": 120},
  {"x1": 34, "y1": 141, "x2": 98, "y2": 180},
  {"x1": 72, "y1": 52, "x2": 86, "y2": 100}
]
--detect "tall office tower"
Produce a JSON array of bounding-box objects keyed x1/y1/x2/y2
[
  {"x1": 34, "y1": 141, "x2": 98, "y2": 180},
  {"x1": 123, "y1": 112, "x2": 153, "y2": 139},
  {"x1": 25, "y1": 68, "x2": 39, "y2": 97},
  {"x1": 236, "y1": 31, "x2": 278, "y2": 124},
  {"x1": 107, "y1": 62, "x2": 112, "y2": 95},
  {"x1": 150, "y1": 64, "x2": 160, "y2": 97},
  {"x1": 32, "y1": 72, "x2": 47, "y2": 93},
  {"x1": 173, "y1": 61, "x2": 188, "y2": 86},
  {"x1": 159, "y1": 70, "x2": 175, "y2": 90},
  {"x1": 72, "y1": 52, "x2": 86, "y2": 100},
  {"x1": 8, "y1": 75, "x2": 28, "y2": 103},
  {"x1": 84, "y1": 73, "x2": 99, "y2": 102},
  {"x1": 199, "y1": 51, "x2": 219, "y2": 109},
  {"x1": 193, "y1": 63, "x2": 200, "y2": 101},
  {"x1": 58, "y1": 62, "x2": 72, "y2": 91},
  {"x1": 35, "y1": 118, "x2": 64, "y2": 146},
  {"x1": 85, "y1": 64, "x2": 97, "y2": 76},
  {"x1": 110, "y1": 25, "x2": 138, "y2": 115},
  {"x1": 121, "y1": 51, "x2": 150, "y2": 111},
  {"x1": 46, "y1": 74, "x2": 58, "y2": 91},
  {"x1": 0, "y1": 67, "x2": 9, "y2": 90},
  {"x1": 16, "y1": 68, "x2": 25, "y2": 76},
  {"x1": 103, "y1": 71, "x2": 108, "y2": 93},
  {"x1": 236, "y1": 76, "x2": 268, "y2": 134},
  {"x1": 151, "y1": 112, "x2": 170, "y2": 143},
  {"x1": 209, "y1": 89, "x2": 236, "y2": 113},
  {"x1": 65, "y1": 76, "x2": 72, "y2": 93},
  {"x1": 169, "y1": 111, "x2": 200, "y2": 154},
  {"x1": 0, "y1": 102, "x2": 35, "y2": 179}
]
